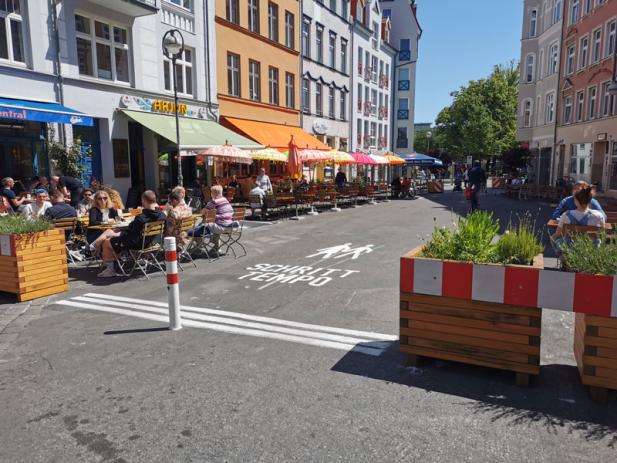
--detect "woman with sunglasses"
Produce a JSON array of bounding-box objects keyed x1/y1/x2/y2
[{"x1": 86, "y1": 190, "x2": 121, "y2": 245}]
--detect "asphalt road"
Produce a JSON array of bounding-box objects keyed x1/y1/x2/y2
[{"x1": 0, "y1": 190, "x2": 616, "y2": 462}]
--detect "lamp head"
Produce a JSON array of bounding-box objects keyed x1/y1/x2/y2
[
  {"x1": 426, "y1": 131, "x2": 432, "y2": 138},
  {"x1": 163, "y1": 30, "x2": 183, "y2": 58},
  {"x1": 608, "y1": 80, "x2": 617, "y2": 96}
]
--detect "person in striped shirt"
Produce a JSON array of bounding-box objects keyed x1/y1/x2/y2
[{"x1": 188, "y1": 185, "x2": 234, "y2": 254}]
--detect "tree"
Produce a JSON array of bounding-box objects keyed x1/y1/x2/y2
[
  {"x1": 434, "y1": 61, "x2": 519, "y2": 160},
  {"x1": 47, "y1": 127, "x2": 91, "y2": 178},
  {"x1": 501, "y1": 145, "x2": 530, "y2": 173}
]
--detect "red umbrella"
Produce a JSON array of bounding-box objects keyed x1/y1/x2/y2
[
  {"x1": 350, "y1": 151, "x2": 377, "y2": 165},
  {"x1": 287, "y1": 136, "x2": 302, "y2": 180}
]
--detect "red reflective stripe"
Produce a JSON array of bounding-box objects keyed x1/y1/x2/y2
[
  {"x1": 442, "y1": 261, "x2": 473, "y2": 300},
  {"x1": 165, "y1": 250, "x2": 177, "y2": 262},
  {"x1": 400, "y1": 257, "x2": 414, "y2": 293},
  {"x1": 167, "y1": 273, "x2": 179, "y2": 285},
  {"x1": 504, "y1": 267, "x2": 539, "y2": 308},
  {"x1": 573, "y1": 273, "x2": 612, "y2": 316}
]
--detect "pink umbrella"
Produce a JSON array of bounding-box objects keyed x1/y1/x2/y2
[
  {"x1": 287, "y1": 137, "x2": 302, "y2": 180},
  {"x1": 298, "y1": 148, "x2": 331, "y2": 163},
  {"x1": 350, "y1": 151, "x2": 377, "y2": 165}
]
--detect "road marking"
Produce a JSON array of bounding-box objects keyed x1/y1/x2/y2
[{"x1": 55, "y1": 293, "x2": 396, "y2": 356}]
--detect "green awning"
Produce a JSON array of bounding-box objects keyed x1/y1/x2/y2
[{"x1": 121, "y1": 110, "x2": 262, "y2": 150}]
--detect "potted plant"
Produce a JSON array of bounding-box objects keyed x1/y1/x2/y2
[
  {"x1": 558, "y1": 234, "x2": 617, "y2": 402},
  {"x1": 400, "y1": 212, "x2": 544, "y2": 386},
  {"x1": 0, "y1": 215, "x2": 69, "y2": 302}
]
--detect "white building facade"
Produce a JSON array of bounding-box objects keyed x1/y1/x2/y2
[
  {"x1": 300, "y1": 0, "x2": 352, "y2": 151},
  {"x1": 380, "y1": 0, "x2": 421, "y2": 155},
  {"x1": 349, "y1": 0, "x2": 395, "y2": 154},
  {"x1": 0, "y1": 0, "x2": 218, "y2": 200}
]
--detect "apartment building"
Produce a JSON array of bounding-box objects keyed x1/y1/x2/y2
[
  {"x1": 380, "y1": 0, "x2": 421, "y2": 155},
  {"x1": 0, "y1": 0, "x2": 230, "y2": 198},
  {"x1": 300, "y1": 0, "x2": 352, "y2": 152},
  {"x1": 349, "y1": 0, "x2": 395, "y2": 154},
  {"x1": 556, "y1": 0, "x2": 617, "y2": 195},
  {"x1": 516, "y1": 0, "x2": 564, "y2": 185}
]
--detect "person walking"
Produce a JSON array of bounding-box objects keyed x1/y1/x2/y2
[{"x1": 468, "y1": 161, "x2": 486, "y2": 211}]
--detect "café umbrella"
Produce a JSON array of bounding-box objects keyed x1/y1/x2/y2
[
  {"x1": 350, "y1": 151, "x2": 377, "y2": 165},
  {"x1": 287, "y1": 137, "x2": 302, "y2": 180},
  {"x1": 327, "y1": 150, "x2": 356, "y2": 164},
  {"x1": 194, "y1": 144, "x2": 253, "y2": 164},
  {"x1": 383, "y1": 153, "x2": 406, "y2": 165},
  {"x1": 250, "y1": 147, "x2": 288, "y2": 163},
  {"x1": 297, "y1": 148, "x2": 332, "y2": 163}
]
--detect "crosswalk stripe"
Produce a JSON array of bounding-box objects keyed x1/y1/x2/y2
[{"x1": 55, "y1": 294, "x2": 396, "y2": 356}]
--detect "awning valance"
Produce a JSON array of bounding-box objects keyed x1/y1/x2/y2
[
  {"x1": 0, "y1": 97, "x2": 93, "y2": 126},
  {"x1": 122, "y1": 110, "x2": 261, "y2": 150},
  {"x1": 221, "y1": 117, "x2": 330, "y2": 150}
]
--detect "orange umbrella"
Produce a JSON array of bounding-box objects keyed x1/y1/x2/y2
[{"x1": 287, "y1": 137, "x2": 302, "y2": 180}]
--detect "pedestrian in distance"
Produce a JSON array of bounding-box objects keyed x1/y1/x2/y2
[{"x1": 468, "y1": 161, "x2": 486, "y2": 212}]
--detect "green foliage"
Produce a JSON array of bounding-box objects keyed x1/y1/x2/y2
[
  {"x1": 47, "y1": 127, "x2": 91, "y2": 178},
  {"x1": 0, "y1": 215, "x2": 54, "y2": 234},
  {"x1": 434, "y1": 62, "x2": 519, "y2": 159},
  {"x1": 501, "y1": 145, "x2": 531, "y2": 173},
  {"x1": 494, "y1": 215, "x2": 543, "y2": 265},
  {"x1": 560, "y1": 235, "x2": 617, "y2": 275},
  {"x1": 422, "y1": 211, "x2": 543, "y2": 266}
]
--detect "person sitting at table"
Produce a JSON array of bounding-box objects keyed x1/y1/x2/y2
[
  {"x1": 552, "y1": 184, "x2": 605, "y2": 245},
  {"x1": 97, "y1": 190, "x2": 166, "y2": 278},
  {"x1": 249, "y1": 182, "x2": 267, "y2": 218},
  {"x1": 390, "y1": 176, "x2": 402, "y2": 198},
  {"x1": 1, "y1": 177, "x2": 26, "y2": 212},
  {"x1": 77, "y1": 188, "x2": 94, "y2": 216},
  {"x1": 22, "y1": 189, "x2": 52, "y2": 219},
  {"x1": 551, "y1": 180, "x2": 605, "y2": 220},
  {"x1": 164, "y1": 191, "x2": 193, "y2": 246},
  {"x1": 86, "y1": 190, "x2": 121, "y2": 245},
  {"x1": 256, "y1": 168, "x2": 273, "y2": 193},
  {"x1": 34, "y1": 176, "x2": 50, "y2": 192},
  {"x1": 335, "y1": 168, "x2": 347, "y2": 188},
  {"x1": 295, "y1": 175, "x2": 310, "y2": 192},
  {"x1": 44, "y1": 190, "x2": 77, "y2": 221},
  {"x1": 105, "y1": 187, "x2": 125, "y2": 211},
  {"x1": 187, "y1": 185, "x2": 233, "y2": 256},
  {"x1": 228, "y1": 175, "x2": 240, "y2": 189}
]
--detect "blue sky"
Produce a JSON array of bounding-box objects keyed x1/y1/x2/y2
[{"x1": 414, "y1": 0, "x2": 523, "y2": 124}]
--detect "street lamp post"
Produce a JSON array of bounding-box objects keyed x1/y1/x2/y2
[
  {"x1": 162, "y1": 29, "x2": 185, "y2": 186},
  {"x1": 426, "y1": 131, "x2": 432, "y2": 154}
]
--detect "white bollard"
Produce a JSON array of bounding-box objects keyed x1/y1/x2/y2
[{"x1": 164, "y1": 237, "x2": 182, "y2": 330}]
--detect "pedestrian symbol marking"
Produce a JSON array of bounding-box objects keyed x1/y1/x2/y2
[{"x1": 306, "y1": 243, "x2": 375, "y2": 260}]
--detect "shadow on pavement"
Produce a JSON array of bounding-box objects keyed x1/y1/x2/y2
[
  {"x1": 104, "y1": 327, "x2": 169, "y2": 335},
  {"x1": 332, "y1": 342, "x2": 617, "y2": 448}
]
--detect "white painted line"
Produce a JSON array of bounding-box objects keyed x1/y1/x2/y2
[
  {"x1": 83, "y1": 293, "x2": 397, "y2": 341},
  {"x1": 72, "y1": 296, "x2": 388, "y2": 346},
  {"x1": 57, "y1": 300, "x2": 386, "y2": 356}
]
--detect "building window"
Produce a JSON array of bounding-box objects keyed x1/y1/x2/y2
[
  {"x1": 226, "y1": 0, "x2": 239, "y2": 24},
  {"x1": 592, "y1": 28, "x2": 602, "y2": 63},
  {"x1": 330, "y1": 0, "x2": 337, "y2": 11},
  {"x1": 164, "y1": 48, "x2": 193, "y2": 96},
  {"x1": 166, "y1": 0, "x2": 192, "y2": 9},
  {"x1": 525, "y1": 54, "x2": 535, "y2": 82},
  {"x1": 371, "y1": 89, "x2": 377, "y2": 115},
  {"x1": 563, "y1": 96, "x2": 572, "y2": 123},
  {"x1": 396, "y1": 127, "x2": 408, "y2": 149},
  {"x1": 227, "y1": 52, "x2": 240, "y2": 97},
  {"x1": 566, "y1": 45, "x2": 575, "y2": 75},
  {"x1": 570, "y1": 0, "x2": 579, "y2": 25},
  {"x1": 302, "y1": 19, "x2": 310, "y2": 58},
  {"x1": 268, "y1": 3, "x2": 279, "y2": 42},
  {"x1": 549, "y1": 43, "x2": 559, "y2": 75},
  {"x1": 371, "y1": 56, "x2": 378, "y2": 83},
  {"x1": 370, "y1": 122, "x2": 376, "y2": 147},
  {"x1": 579, "y1": 36, "x2": 588, "y2": 69},
  {"x1": 315, "y1": 82, "x2": 322, "y2": 115},
  {"x1": 75, "y1": 14, "x2": 130, "y2": 83},
  {"x1": 357, "y1": 46, "x2": 363, "y2": 75},
  {"x1": 545, "y1": 92, "x2": 555, "y2": 124},
  {"x1": 248, "y1": 60, "x2": 261, "y2": 101},
  {"x1": 268, "y1": 66, "x2": 279, "y2": 105},
  {"x1": 328, "y1": 86, "x2": 335, "y2": 118},
  {"x1": 248, "y1": 0, "x2": 260, "y2": 33},
  {"x1": 588, "y1": 86, "x2": 597, "y2": 119},
  {"x1": 583, "y1": 0, "x2": 591, "y2": 16},
  {"x1": 285, "y1": 72, "x2": 294, "y2": 108},
  {"x1": 356, "y1": 119, "x2": 362, "y2": 145},
  {"x1": 316, "y1": 25, "x2": 323, "y2": 63},
  {"x1": 554, "y1": 0, "x2": 563, "y2": 22},
  {"x1": 0, "y1": 0, "x2": 25, "y2": 64},
  {"x1": 601, "y1": 81, "x2": 611, "y2": 117},
  {"x1": 607, "y1": 21, "x2": 616, "y2": 58},
  {"x1": 523, "y1": 100, "x2": 532, "y2": 127},
  {"x1": 340, "y1": 39, "x2": 347, "y2": 74},
  {"x1": 371, "y1": 21, "x2": 379, "y2": 49},
  {"x1": 536, "y1": 95, "x2": 542, "y2": 125},
  {"x1": 302, "y1": 77, "x2": 310, "y2": 113},
  {"x1": 529, "y1": 9, "x2": 537, "y2": 37},
  {"x1": 341, "y1": 0, "x2": 349, "y2": 18},
  {"x1": 328, "y1": 34, "x2": 336, "y2": 68},
  {"x1": 576, "y1": 90, "x2": 584, "y2": 121},
  {"x1": 340, "y1": 92, "x2": 346, "y2": 120},
  {"x1": 570, "y1": 143, "x2": 592, "y2": 175},
  {"x1": 285, "y1": 11, "x2": 294, "y2": 48}
]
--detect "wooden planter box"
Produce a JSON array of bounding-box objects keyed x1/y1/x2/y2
[
  {"x1": 427, "y1": 180, "x2": 444, "y2": 193},
  {"x1": 400, "y1": 247, "x2": 543, "y2": 386},
  {"x1": 491, "y1": 177, "x2": 505, "y2": 189},
  {"x1": 574, "y1": 313, "x2": 617, "y2": 402},
  {"x1": 0, "y1": 229, "x2": 69, "y2": 302}
]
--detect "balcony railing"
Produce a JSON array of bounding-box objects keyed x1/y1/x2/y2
[
  {"x1": 357, "y1": 99, "x2": 363, "y2": 112},
  {"x1": 379, "y1": 74, "x2": 387, "y2": 88},
  {"x1": 398, "y1": 80, "x2": 410, "y2": 91},
  {"x1": 396, "y1": 138, "x2": 408, "y2": 149},
  {"x1": 399, "y1": 50, "x2": 411, "y2": 61},
  {"x1": 357, "y1": 134, "x2": 362, "y2": 145},
  {"x1": 363, "y1": 101, "x2": 371, "y2": 116},
  {"x1": 364, "y1": 67, "x2": 372, "y2": 82},
  {"x1": 378, "y1": 106, "x2": 386, "y2": 119},
  {"x1": 363, "y1": 135, "x2": 371, "y2": 149},
  {"x1": 358, "y1": 63, "x2": 363, "y2": 76},
  {"x1": 397, "y1": 109, "x2": 409, "y2": 120},
  {"x1": 87, "y1": 0, "x2": 158, "y2": 17}
]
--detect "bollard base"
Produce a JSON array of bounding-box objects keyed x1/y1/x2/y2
[
  {"x1": 331, "y1": 207, "x2": 342, "y2": 212},
  {"x1": 290, "y1": 216, "x2": 304, "y2": 220}
]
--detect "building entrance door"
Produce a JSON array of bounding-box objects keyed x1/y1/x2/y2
[
  {"x1": 591, "y1": 141, "x2": 607, "y2": 189},
  {"x1": 128, "y1": 122, "x2": 145, "y2": 190}
]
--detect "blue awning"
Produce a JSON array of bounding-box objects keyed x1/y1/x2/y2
[
  {"x1": 0, "y1": 98, "x2": 94, "y2": 126},
  {"x1": 400, "y1": 152, "x2": 443, "y2": 166}
]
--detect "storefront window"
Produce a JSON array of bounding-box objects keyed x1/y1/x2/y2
[
  {"x1": 569, "y1": 143, "x2": 592, "y2": 176},
  {"x1": 0, "y1": 120, "x2": 48, "y2": 188}
]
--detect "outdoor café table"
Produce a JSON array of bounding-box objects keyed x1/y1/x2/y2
[
  {"x1": 87, "y1": 219, "x2": 134, "y2": 231},
  {"x1": 546, "y1": 219, "x2": 613, "y2": 230}
]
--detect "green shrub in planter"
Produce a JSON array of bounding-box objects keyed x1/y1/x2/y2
[
  {"x1": 560, "y1": 234, "x2": 617, "y2": 275},
  {"x1": 494, "y1": 215, "x2": 543, "y2": 266},
  {"x1": 0, "y1": 215, "x2": 54, "y2": 234}
]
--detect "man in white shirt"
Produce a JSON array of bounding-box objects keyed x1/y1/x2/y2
[
  {"x1": 249, "y1": 183, "x2": 267, "y2": 218},
  {"x1": 256, "y1": 168, "x2": 273, "y2": 193},
  {"x1": 22, "y1": 190, "x2": 52, "y2": 219}
]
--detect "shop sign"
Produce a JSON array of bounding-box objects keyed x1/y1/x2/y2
[
  {"x1": 119, "y1": 95, "x2": 207, "y2": 119},
  {"x1": 312, "y1": 120, "x2": 329, "y2": 135},
  {"x1": 597, "y1": 133, "x2": 607, "y2": 141}
]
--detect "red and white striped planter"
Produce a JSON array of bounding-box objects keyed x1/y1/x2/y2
[{"x1": 401, "y1": 248, "x2": 617, "y2": 318}]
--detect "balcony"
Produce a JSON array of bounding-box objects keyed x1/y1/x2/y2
[
  {"x1": 363, "y1": 101, "x2": 371, "y2": 116},
  {"x1": 396, "y1": 138, "x2": 408, "y2": 149},
  {"x1": 398, "y1": 80, "x2": 410, "y2": 91},
  {"x1": 86, "y1": 0, "x2": 158, "y2": 17},
  {"x1": 378, "y1": 106, "x2": 386, "y2": 119},
  {"x1": 358, "y1": 64, "x2": 363, "y2": 76},
  {"x1": 399, "y1": 50, "x2": 411, "y2": 61},
  {"x1": 397, "y1": 109, "x2": 409, "y2": 120},
  {"x1": 363, "y1": 135, "x2": 371, "y2": 149},
  {"x1": 364, "y1": 67, "x2": 372, "y2": 82},
  {"x1": 379, "y1": 74, "x2": 387, "y2": 88},
  {"x1": 357, "y1": 99, "x2": 363, "y2": 112}
]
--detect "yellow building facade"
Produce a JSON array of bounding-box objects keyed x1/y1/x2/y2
[{"x1": 215, "y1": 0, "x2": 301, "y2": 127}]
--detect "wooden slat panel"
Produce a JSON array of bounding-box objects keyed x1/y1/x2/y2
[
  {"x1": 403, "y1": 311, "x2": 541, "y2": 336},
  {"x1": 16, "y1": 277, "x2": 69, "y2": 293},
  {"x1": 15, "y1": 245, "x2": 66, "y2": 261},
  {"x1": 400, "y1": 344, "x2": 539, "y2": 375},
  {"x1": 582, "y1": 355, "x2": 617, "y2": 369},
  {"x1": 17, "y1": 283, "x2": 69, "y2": 302},
  {"x1": 14, "y1": 237, "x2": 64, "y2": 251},
  {"x1": 401, "y1": 292, "x2": 540, "y2": 317},
  {"x1": 598, "y1": 327, "x2": 617, "y2": 339},
  {"x1": 593, "y1": 368, "x2": 617, "y2": 381},
  {"x1": 402, "y1": 303, "x2": 534, "y2": 327},
  {"x1": 583, "y1": 335, "x2": 617, "y2": 349},
  {"x1": 582, "y1": 315, "x2": 617, "y2": 329},
  {"x1": 580, "y1": 374, "x2": 617, "y2": 389},
  {"x1": 15, "y1": 254, "x2": 67, "y2": 268},
  {"x1": 596, "y1": 347, "x2": 617, "y2": 359},
  {"x1": 402, "y1": 319, "x2": 533, "y2": 345}
]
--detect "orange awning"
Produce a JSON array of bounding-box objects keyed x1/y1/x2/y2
[{"x1": 221, "y1": 117, "x2": 329, "y2": 151}]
